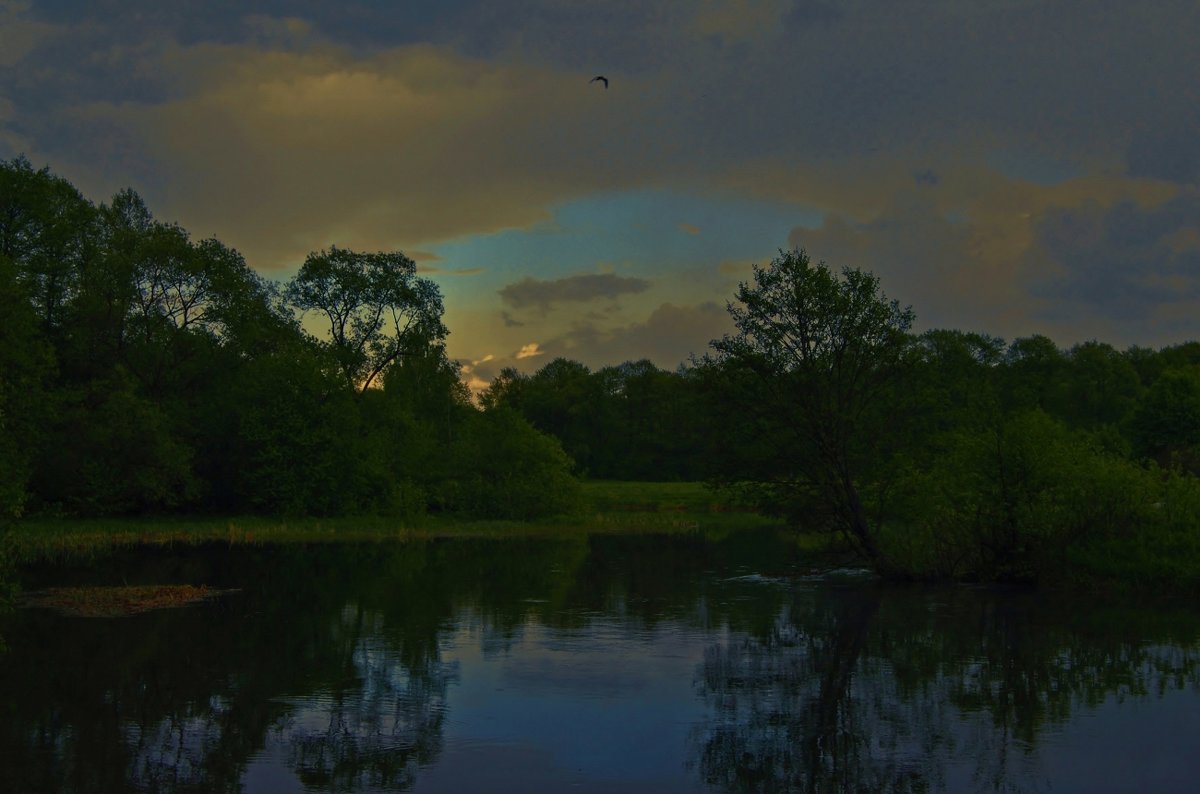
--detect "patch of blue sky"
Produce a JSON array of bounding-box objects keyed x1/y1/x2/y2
[{"x1": 428, "y1": 188, "x2": 822, "y2": 292}]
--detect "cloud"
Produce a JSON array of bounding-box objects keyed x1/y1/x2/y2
[
  {"x1": 15, "y1": 0, "x2": 1200, "y2": 274},
  {"x1": 913, "y1": 169, "x2": 940, "y2": 187},
  {"x1": 456, "y1": 351, "x2": 499, "y2": 393},
  {"x1": 1126, "y1": 108, "x2": 1200, "y2": 186},
  {"x1": 0, "y1": 1, "x2": 54, "y2": 67},
  {"x1": 678, "y1": 221, "x2": 700, "y2": 235},
  {"x1": 1025, "y1": 193, "x2": 1200, "y2": 340},
  {"x1": 459, "y1": 301, "x2": 734, "y2": 393},
  {"x1": 416, "y1": 265, "x2": 484, "y2": 275},
  {"x1": 782, "y1": 0, "x2": 844, "y2": 29},
  {"x1": 10, "y1": 0, "x2": 1200, "y2": 362},
  {"x1": 718, "y1": 259, "x2": 753, "y2": 276},
  {"x1": 498, "y1": 272, "x2": 651, "y2": 312},
  {"x1": 692, "y1": 0, "x2": 791, "y2": 43},
  {"x1": 515, "y1": 342, "x2": 544, "y2": 359},
  {"x1": 539, "y1": 301, "x2": 734, "y2": 369},
  {"x1": 240, "y1": 15, "x2": 318, "y2": 48},
  {"x1": 786, "y1": 167, "x2": 1196, "y2": 346},
  {"x1": 69, "y1": 40, "x2": 684, "y2": 269}
]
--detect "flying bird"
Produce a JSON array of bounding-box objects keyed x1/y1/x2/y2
[{"x1": 590, "y1": 75, "x2": 608, "y2": 89}]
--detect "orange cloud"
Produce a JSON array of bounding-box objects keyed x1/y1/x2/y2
[{"x1": 515, "y1": 342, "x2": 543, "y2": 359}]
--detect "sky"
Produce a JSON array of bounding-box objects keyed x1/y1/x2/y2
[{"x1": 3, "y1": 0, "x2": 1199, "y2": 389}]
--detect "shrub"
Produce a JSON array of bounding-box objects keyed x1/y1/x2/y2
[{"x1": 437, "y1": 409, "x2": 580, "y2": 520}]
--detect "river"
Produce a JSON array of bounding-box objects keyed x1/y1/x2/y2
[{"x1": 2, "y1": 530, "x2": 1198, "y2": 792}]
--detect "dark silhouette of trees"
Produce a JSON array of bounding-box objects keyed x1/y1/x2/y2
[
  {"x1": 699, "y1": 249, "x2": 916, "y2": 566},
  {"x1": 0, "y1": 157, "x2": 575, "y2": 520},
  {"x1": 288, "y1": 247, "x2": 447, "y2": 394}
]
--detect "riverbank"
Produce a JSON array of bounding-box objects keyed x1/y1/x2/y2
[{"x1": 1, "y1": 481, "x2": 789, "y2": 565}]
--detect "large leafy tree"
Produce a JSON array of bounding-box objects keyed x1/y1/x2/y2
[
  {"x1": 0, "y1": 156, "x2": 96, "y2": 336},
  {"x1": 287, "y1": 247, "x2": 447, "y2": 393},
  {"x1": 703, "y1": 249, "x2": 915, "y2": 565}
]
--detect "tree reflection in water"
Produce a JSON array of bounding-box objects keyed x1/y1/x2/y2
[
  {"x1": 0, "y1": 541, "x2": 488, "y2": 793},
  {"x1": 282, "y1": 606, "x2": 456, "y2": 790},
  {"x1": 4, "y1": 536, "x2": 1200, "y2": 793},
  {"x1": 690, "y1": 585, "x2": 1200, "y2": 793}
]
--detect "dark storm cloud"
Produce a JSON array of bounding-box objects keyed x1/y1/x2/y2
[
  {"x1": 788, "y1": 190, "x2": 984, "y2": 331},
  {"x1": 10, "y1": 0, "x2": 1200, "y2": 176},
  {"x1": 1126, "y1": 108, "x2": 1200, "y2": 186},
  {"x1": 913, "y1": 169, "x2": 940, "y2": 187},
  {"x1": 25, "y1": 0, "x2": 469, "y2": 49},
  {"x1": 440, "y1": 0, "x2": 694, "y2": 73},
  {"x1": 1, "y1": 0, "x2": 473, "y2": 137},
  {"x1": 783, "y1": 0, "x2": 844, "y2": 29},
  {"x1": 1030, "y1": 194, "x2": 1200, "y2": 324},
  {"x1": 536, "y1": 302, "x2": 734, "y2": 371},
  {"x1": 498, "y1": 273, "x2": 652, "y2": 313}
]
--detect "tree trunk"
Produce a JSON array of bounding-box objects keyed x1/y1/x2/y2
[{"x1": 839, "y1": 471, "x2": 884, "y2": 568}]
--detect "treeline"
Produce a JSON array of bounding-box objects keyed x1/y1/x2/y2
[
  {"x1": 478, "y1": 359, "x2": 710, "y2": 480},
  {"x1": 489, "y1": 252, "x2": 1200, "y2": 587},
  {"x1": 490, "y1": 328, "x2": 1200, "y2": 484},
  {"x1": 0, "y1": 157, "x2": 577, "y2": 520},
  {"x1": 7, "y1": 158, "x2": 1200, "y2": 587}
]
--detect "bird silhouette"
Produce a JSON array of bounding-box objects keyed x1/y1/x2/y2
[{"x1": 590, "y1": 75, "x2": 608, "y2": 89}]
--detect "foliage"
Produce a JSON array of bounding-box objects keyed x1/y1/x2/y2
[
  {"x1": 0, "y1": 158, "x2": 574, "y2": 522},
  {"x1": 287, "y1": 247, "x2": 447, "y2": 393},
  {"x1": 1128, "y1": 368, "x2": 1200, "y2": 468},
  {"x1": 700, "y1": 249, "x2": 915, "y2": 564},
  {"x1": 0, "y1": 254, "x2": 52, "y2": 518},
  {"x1": 884, "y1": 411, "x2": 1166, "y2": 581},
  {"x1": 31, "y1": 371, "x2": 200, "y2": 515},
  {"x1": 482, "y1": 357, "x2": 709, "y2": 480},
  {"x1": 436, "y1": 409, "x2": 581, "y2": 520}
]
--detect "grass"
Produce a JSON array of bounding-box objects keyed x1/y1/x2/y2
[{"x1": 2, "y1": 480, "x2": 781, "y2": 565}]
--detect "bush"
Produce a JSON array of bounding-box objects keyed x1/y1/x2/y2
[
  {"x1": 884, "y1": 411, "x2": 1172, "y2": 583},
  {"x1": 32, "y1": 372, "x2": 199, "y2": 515},
  {"x1": 437, "y1": 409, "x2": 580, "y2": 520}
]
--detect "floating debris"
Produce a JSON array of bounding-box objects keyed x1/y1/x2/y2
[{"x1": 19, "y1": 585, "x2": 235, "y2": 618}]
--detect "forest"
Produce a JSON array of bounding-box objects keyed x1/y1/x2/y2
[{"x1": 4, "y1": 157, "x2": 1200, "y2": 587}]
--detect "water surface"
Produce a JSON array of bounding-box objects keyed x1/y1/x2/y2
[{"x1": 2, "y1": 531, "x2": 1199, "y2": 792}]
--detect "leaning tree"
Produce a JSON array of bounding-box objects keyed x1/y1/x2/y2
[{"x1": 704, "y1": 249, "x2": 915, "y2": 566}]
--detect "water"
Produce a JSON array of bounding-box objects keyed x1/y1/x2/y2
[{"x1": 2, "y1": 531, "x2": 1199, "y2": 792}]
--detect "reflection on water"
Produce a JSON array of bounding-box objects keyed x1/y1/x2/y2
[{"x1": 1, "y1": 532, "x2": 1199, "y2": 792}]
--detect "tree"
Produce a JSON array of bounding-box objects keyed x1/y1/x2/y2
[
  {"x1": 287, "y1": 247, "x2": 447, "y2": 393},
  {"x1": 703, "y1": 249, "x2": 915, "y2": 566},
  {"x1": 1129, "y1": 369, "x2": 1200, "y2": 469},
  {"x1": 481, "y1": 358, "x2": 598, "y2": 472},
  {"x1": 0, "y1": 156, "x2": 97, "y2": 335},
  {"x1": 1058, "y1": 341, "x2": 1141, "y2": 430},
  {"x1": 908, "y1": 329, "x2": 1004, "y2": 436},
  {"x1": 1000, "y1": 335, "x2": 1067, "y2": 413}
]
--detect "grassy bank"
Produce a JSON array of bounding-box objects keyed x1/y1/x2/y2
[{"x1": 2, "y1": 481, "x2": 784, "y2": 565}]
